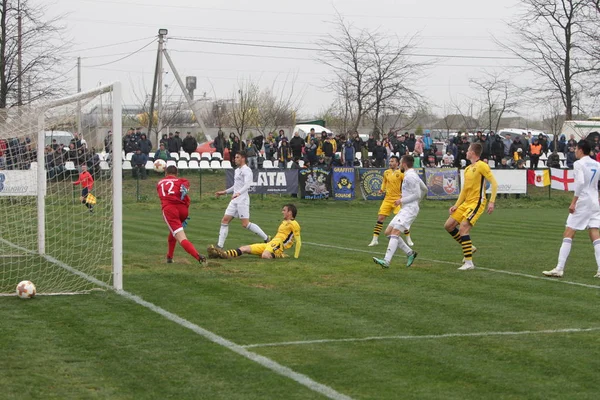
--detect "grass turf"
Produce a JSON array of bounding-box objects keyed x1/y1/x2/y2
[{"x1": 2, "y1": 186, "x2": 599, "y2": 399}]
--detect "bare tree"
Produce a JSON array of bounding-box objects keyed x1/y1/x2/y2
[
  {"x1": 255, "y1": 75, "x2": 302, "y2": 136},
  {"x1": 0, "y1": 0, "x2": 69, "y2": 108},
  {"x1": 319, "y1": 13, "x2": 426, "y2": 132},
  {"x1": 228, "y1": 80, "x2": 260, "y2": 138},
  {"x1": 470, "y1": 72, "x2": 518, "y2": 132},
  {"x1": 498, "y1": 0, "x2": 600, "y2": 120}
]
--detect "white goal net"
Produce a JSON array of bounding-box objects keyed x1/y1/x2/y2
[{"x1": 0, "y1": 83, "x2": 122, "y2": 295}]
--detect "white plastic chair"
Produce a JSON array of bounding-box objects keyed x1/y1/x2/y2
[
  {"x1": 201, "y1": 152, "x2": 211, "y2": 161},
  {"x1": 190, "y1": 152, "x2": 201, "y2": 160},
  {"x1": 263, "y1": 160, "x2": 274, "y2": 169},
  {"x1": 210, "y1": 160, "x2": 222, "y2": 169},
  {"x1": 356, "y1": 152, "x2": 362, "y2": 160},
  {"x1": 199, "y1": 160, "x2": 211, "y2": 169},
  {"x1": 122, "y1": 160, "x2": 132, "y2": 170},
  {"x1": 188, "y1": 160, "x2": 200, "y2": 170},
  {"x1": 287, "y1": 161, "x2": 294, "y2": 169},
  {"x1": 298, "y1": 160, "x2": 305, "y2": 168},
  {"x1": 177, "y1": 160, "x2": 188, "y2": 170},
  {"x1": 169, "y1": 152, "x2": 179, "y2": 161},
  {"x1": 125, "y1": 152, "x2": 133, "y2": 161},
  {"x1": 65, "y1": 161, "x2": 77, "y2": 171},
  {"x1": 166, "y1": 160, "x2": 177, "y2": 168},
  {"x1": 100, "y1": 161, "x2": 110, "y2": 171},
  {"x1": 179, "y1": 152, "x2": 190, "y2": 160},
  {"x1": 212, "y1": 152, "x2": 223, "y2": 161},
  {"x1": 221, "y1": 160, "x2": 233, "y2": 169}
]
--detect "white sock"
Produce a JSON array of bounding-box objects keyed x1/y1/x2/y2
[
  {"x1": 217, "y1": 223, "x2": 229, "y2": 248},
  {"x1": 246, "y1": 222, "x2": 268, "y2": 241},
  {"x1": 556, "y1": 238, "x2": 572, "y2": 271},
  {"x1": 593, "y1": 239, "x2": 600, "y2": 271},
  {"x1": 384, "y1": 236, "x2": 399, "y2": 264}
]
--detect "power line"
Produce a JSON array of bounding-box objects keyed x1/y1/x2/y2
[
  {"x1": 78, "y1": 0, "x2": 501, "y2": 21},
  {"x1": 85, "y1": 39, "x2": 156, "y2": 68},
  {"x1": 169, "y1": 37, "x2": 525, "y2": 61},
  {"x1": 65, "y1": 36, "x2": 156, "y2": 54}
]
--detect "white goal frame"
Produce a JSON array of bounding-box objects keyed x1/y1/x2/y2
[{"x1": 34, "y1": 82, "x2": 123, "y2": 290}]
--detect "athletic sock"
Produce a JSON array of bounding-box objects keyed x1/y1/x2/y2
[
  {"x1": 594, "y1": 240, "x2": 600, "y2": 271},
  {"x1": 226, "y1": 249, "x2": 243, "y2": 258},
  {"x1": 167, "y1": 234, "x2": 177, "y2": 259},
  {"x1": 556, "y1": 238, "x2": 572, "y2": 270},
  {"x1": 461, "y1": 235, "x2": 473, "y2": 262},
  {"x1": 373, "y1": 221, "x2": 383, "y2": 237},
  {"x1": 449, "y1": 227, "x2": 461, "y2": 244},
  {"x1": 246, "y1": 222, "x2": 268, "y2": 241},
  {"x1": 180, "y1": 239, "x2": 200, "y2": 260},
  {"x1": 384, "y1": 235, "x2": 399, "y2": 264},
  {"x1": 218, "y1": 223, "x2": 229, "y2": 248},
  {"x1": 403, "y1": 229, "x2": 411, "y2": 236}
]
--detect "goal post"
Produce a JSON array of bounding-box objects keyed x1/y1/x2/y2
[{"x1": 0, "y1": 82, "x2": 123, "y2": 295}]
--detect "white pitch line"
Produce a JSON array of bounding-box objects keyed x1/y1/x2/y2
[
  {"x1": 242, "y1": 327, "x2": 600, "y2": 349},
  {"x1": 0, "y1": 238, "x2": 353, "y2": 400},
  {"x1": 304, "y1": 241, "x2": 600, "y2": 290}
]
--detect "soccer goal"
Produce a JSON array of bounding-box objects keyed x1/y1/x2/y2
[{"x1": 0, "y1": 83, "x2": 123, "y2": 295}]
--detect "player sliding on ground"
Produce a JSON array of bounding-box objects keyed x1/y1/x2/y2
[
  {"x1": 208, "y1": 204, "x2": 301, "y2": 260},
  {"x1": 373, "y1": 155, "x2": 427, "y2": 268},
  {"x1": 443, "y1": 142, "x2": 497, "y2": 271},
  {"x1": 368, "y1": 155, "x2": 414, "y2": 247},
  {"x1": 543, "y1": 140, "x2": 600, "y2": 278},
  {"x1": 157, "y1": 165, "x2": 207, "y2": 266}
]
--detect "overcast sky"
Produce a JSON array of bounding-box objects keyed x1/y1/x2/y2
[{"x1": 51, "y1": 0, "x2": 526, "y2": 118}]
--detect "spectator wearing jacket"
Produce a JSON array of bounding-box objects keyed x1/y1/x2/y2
[
  {"x1": 214, "y1": 131, "x2": 227, "y2": 156},
  {"x1": 394, "y1": 135, "x2": 407, "y2": 156},
  {"x1": 277, "y1": 137, "x2": 292, "y2": 168},
  {"x1": 405, "y1": 133, "x2": 416, "y2": 153},
  {"x1": 137, "y1": 134, "x2": 152, "y2": 156},
  {"x1": 342, "y1": 139, "x2": 355, "y2": 167},
  {"x1": 322, "y1": 133, "x2": 337, "y2": 167},
  {"x1": 503, "y1": 134, "x2": 513, "y2": 157},
  {"x1": 154, "y1": 143, "x2": 169, "y2": 162},
  {"x1": 104, "y1": 130, "x2": 113, "y2": 154},
  {"x1": 131, "y1": 148, "x2": 148, "y2": 179},
  {"x1": 414, "y1": 137, "x2": 424, "y2": 156},
  {"x1": 252, "y1": 134, "x2": 264, "y2": 154},
  {"x1": 457, "y1": 135, "x2": 470, "y2": 168},
  {"x1": 159, "y1": 134, "x2": 169, "y2": 149},
  {"x1": 367, "y1": 134, "x2": 376, "y2": 153},
  {"x1": 182, "y1": 132, "x2": 198, "y2": 155},
  {"x1": 423, "y1": 132, "x2": 433, "y2": 152},
  {"x1": 123, "y1": 129, "x2": 138, "y2": 154},
  {"x1": 168, "y1": 131, "x2": 182, "y2": 153},
  {"x1": 289, "y1": 131, "x2": 305, "y2": 160},
  {"x1": 491, "y1": 134, "x2": 505, "y2": 166},
  {"x1": 352, "y1": 133, "x2": 364, "y2": 154},
  {"x1": 264, "y1": 132, "x2": 275, "y2": 160},
  {"x1": 529, "y1": 138, "x2": 543, "y2": 169},
  {"x1": 305, "y1": 137, "x2": 319, "y2": 166},
  {"x1": 373, "y1": 141, "x2": 387, "y2": 168},
  {"x1": 246, "y1": 139, "x2": 258, "y2": 169},
  {"x1": 566, "y1": 146, "x2": 576, "y2": 169}
]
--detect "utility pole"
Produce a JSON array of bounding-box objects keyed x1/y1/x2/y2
[
  {"x1": 77, "y1": 57, "x2": 82, "y2": 134},
  {"x1": 148, "y1": 29, "x2": 167, "y2": 146},
  {"x1": 17, "y1": 0, "x2": 22, "y2": 106},
  {"x1": 157, "y1": 30, "x2": 166, "y2": 138}
]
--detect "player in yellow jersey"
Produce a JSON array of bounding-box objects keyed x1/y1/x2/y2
[
  {"x1": 443, "y1": 142, "x2": 497, "y2": 271},
  {"x1": 208, "y1": 204, "x2": 301, "y2": 259},
  {"x1": 368, "y1": 156, "x2": 414, "y2": 247}
]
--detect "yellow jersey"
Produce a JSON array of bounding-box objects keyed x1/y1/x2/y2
[
  {"x1": 272, "y1": 219, "x2": 302, "y2": 258},
  {"x1": 457, "y1": 160, "x2": 498, "y2": 205},
  {"x1": 381, "y1": 168, "x2": 404, "y2": 200}
]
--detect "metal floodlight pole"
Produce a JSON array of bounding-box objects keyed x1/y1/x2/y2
[
  {"x1": 162, "y1": 48, "x2": 211, "y2": 141},
  {"x1": 157, "y1": 30, "x2": 166, "y2": 138}
]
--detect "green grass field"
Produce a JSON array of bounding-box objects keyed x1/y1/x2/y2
[{"x1": 2, "y1": 184, "x2": 600, "y2": 399}]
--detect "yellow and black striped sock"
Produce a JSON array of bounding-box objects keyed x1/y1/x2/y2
[
  {"x1": 449, "y1": 227, "x2": 461, "y2": 244},
  {"x1": 403, "y1": 229, "x2": 410, "y2": 236},
  {"x1": 373, "y1": 221, "x2": 383, "y2": 237},
  {"x1": 226, "y1": 249, "x2": 243, "y2": 258},
  {"x1": 461, "y1": 235, "x2": 473, "y2": 261}
]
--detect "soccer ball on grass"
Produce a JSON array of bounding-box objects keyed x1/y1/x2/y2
[
  {"x1": 16, "y1": 280, "x2": 36, "y2": 299},
  {"x1": 153, "y1": 159, "x2": 167, "y2": 173}
]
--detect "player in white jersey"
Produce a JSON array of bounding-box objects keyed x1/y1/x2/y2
[
  {"x1": 373, "y1": 155, "x2": 428, "y2": 268},
  {"x1": 215, "y1": 151, "x2": 268, "y2": 248},
  {"x1": 543, "y1": 140, "x2": 600, "y2": 278}
]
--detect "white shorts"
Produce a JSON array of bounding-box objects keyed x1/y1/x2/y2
[
  {"x1": 389, "y1": 205, "x2": 419, "y2": 231},
  {"x1": 224, "y1": 198, "x2": 250, "y2": 219},
  {"x1": 566, "y1": 209, "x2": 600, "y2": 231}
]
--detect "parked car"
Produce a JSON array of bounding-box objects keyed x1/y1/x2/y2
[
  {"x1": 195, "y1": 140, "x2": 231, "y2": 160},
  {"x1": 293, "y1": 124, "x2": 333, "y2": 139}
]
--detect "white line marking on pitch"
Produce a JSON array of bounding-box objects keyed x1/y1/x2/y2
[
  {"x1": 0, "y1": 238, "x2": 353, "y2": 400},
  {"x1": 242, "y1": 327, "x2": 600, "y2": 348},
  {"x1": 305, "y1": 242, "x2": 600, "y2": 290}
]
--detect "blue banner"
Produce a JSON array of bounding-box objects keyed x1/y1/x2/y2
[
  {"x1": 332, "y1": 167, "x2": 355, "y2": 200},
  {"x1": 358, "y1": 168, "x2": 385, "y2": 200},
  {"x1": 225, "y1": 169, "x2": 298, "y2": 194},
  {"x1": 425, "y1": 168, "x2": 459, "y2": 200}
]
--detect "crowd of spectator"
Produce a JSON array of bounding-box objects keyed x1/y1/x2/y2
[
  {"x1": 0, "y1": 137, "x2": 36, "y2": 170},
  {"x1": 44, "y1": 133, "x2": 101, "y2": 180}
]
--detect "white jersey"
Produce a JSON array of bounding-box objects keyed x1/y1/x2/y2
[
  {"x1": 573, "y1": 156, "x2": 600, "y2": 211},
  {"x1": 389, "y1": 169, "x2": 427, "y2": 231},
  {"x1": 226, "y1": 165, "x2": 253, "y2": 202}
]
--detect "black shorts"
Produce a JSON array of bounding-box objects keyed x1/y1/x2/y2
[{"x1": 81, "y1": 187, "x2": 89, "y2": 198}]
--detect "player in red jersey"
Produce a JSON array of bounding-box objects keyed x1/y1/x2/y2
[
  {"x1": 157, "y1": 165, "x2": 207, "y2": 266},
  {"x1": 73, "y1": 164, "x2": 95, "y2": 213}
]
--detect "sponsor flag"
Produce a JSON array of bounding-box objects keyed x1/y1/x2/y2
[
  {"x1": 550, "y1": 168, "x2": 575, "y2": 191},
  {"x1": 527, "y1": 170, "x2": 550, "y2": 187}
]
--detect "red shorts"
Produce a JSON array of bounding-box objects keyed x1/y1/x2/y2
[{"x1": 162, "y1": 204, "x2": 189, "y2": 236}]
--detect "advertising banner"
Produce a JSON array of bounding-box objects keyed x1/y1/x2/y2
[
  {"x1": 332, "y1": 167, "x2": 355, "y2": 200},
  {"x1": 225, "y1": 169, "x2": 298, "y2": 194},
  {"x1": 0, "y1": 166, "x2": 41, "y2": 196},
  {"x1": 425, "y1": 168, "x2": 459, "y2": 200},
  {"x1": 299, "y1": 167, "x2": 331, "y2": 199},
  {"x1": 358, "y1": 168, "x2": 385, "y2": 200}
]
